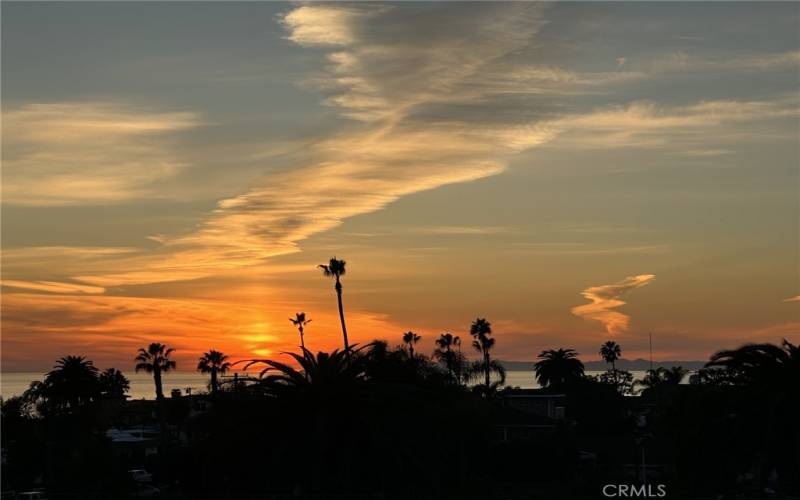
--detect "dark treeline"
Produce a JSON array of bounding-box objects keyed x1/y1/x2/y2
[{"x1": 2, "y1": 257, "x2": 799, "y2": 499}]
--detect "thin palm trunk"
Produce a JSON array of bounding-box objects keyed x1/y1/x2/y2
[
  {"x1": 153, "y1": 367, "x2": 167, "y2": 448},
  {"x1": 457, "y1": 343, "x2": 463, "y2": 385},
  {"x1": 210, "y1": 369, "x2": 218, "y2": 394},
  {"x1": 484, "y1": 351, "x2": 490, "y2": 387},
  {"x1": 154, "y1": 367, "x2": 164, "y2": 400},
  {"x1": 335, "y1": 279, "x2": 349, "y2": 351},
  {"x1": 299, "y1": 326, "x2": 306, "y2": 352}
]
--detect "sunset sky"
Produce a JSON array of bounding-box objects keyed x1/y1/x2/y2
[{"x1": 2, "y1": 2, "x2": 798, "y2": 372}]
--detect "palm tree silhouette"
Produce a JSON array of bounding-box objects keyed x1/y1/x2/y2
[
  {"x1": 706, "y1": 339, "x2": 799, "y2": 388},
  {"x1": 197, "y1": 350, "x2": 232, "y2": 394},
  {"x1": 319, "y1": 257, "x2": 349, "y2": 351},
  {"x1": 534, "y1": 348, "x2": 585, "y2": 390},
  {"x1": 240, "y1": 345, "x2": 372, "y2": 393},
  {"x1": 469, "y1": 318, "x2": 496, "y2": 389},
  {"x1": 289, "y1": 312, "x2": 312, "y2": 351},
  {"x1": 135, "y1": 343, "x2": 176, "y2": 400},
  {"x1": 633, "y1": 366, "x2": 687, "y2": 392},
  {"x1": 46, "y1": 355, "x2": 100, "y2": 410},
  {"x1": 452, "y1": 335, "x2": 467, "y2": 385},
  {"x1": 434, "y1": 333, "x2": 460, "y2": 381},
  {"x1": 705, "y1": 340, "x2": 799, "y2": 487},
  {"x1": 599, "y1": 341, "x2": 622, "y2": 372},
  {"x1": 600, "y1": 340, "x2": 622, "y2": 386},
  {"x1": 402, "y1": 331, "x2": 421, "y2": 359},
  {"x1": 98, "y1": 368, "x2": 130, "y2": 397}
]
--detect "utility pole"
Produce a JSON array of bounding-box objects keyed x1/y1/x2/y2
[{"x1": 649, "y1": 332, "x2": 653, "y2": 371}]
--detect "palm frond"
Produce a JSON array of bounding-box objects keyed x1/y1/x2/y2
[
  {"x1": 487, "y1": 359, "x2": 507, "y2": 385},
  {"x1": 135, "y1": 362, "x2": 153, "y2": 373},
  {"x1": 471, "y1": 340, "x2": 482, "y2": 353}
]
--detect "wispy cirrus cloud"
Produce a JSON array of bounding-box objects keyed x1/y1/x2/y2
[
  {"x1": 412, "y1": 225, "x2": 517, "y2": 236},
  {"x1": 2, "y1": 103, "x2": 201, "y2": 206},
  {"x1": 160, "y1": 7, "x2": 787, "y2": 271},
  {"x1": 783, "y1": 295, "x2": 800, "y2": 303},
  {"x1": 63, "y1": 3, "x2": 554, "y2": 285},
  {"x1": 653, "y1": 49, "x2": 800, "y2": 73},
  {"x1": 548, "y1": 98, "x2": 800, "y2": 149},
  {"x1": 571, "y1": 274, "x2": 655, "y2": 335},
  {"x1": 0, "y1": 280, "x2": 105, "y2": 295},
  {"x1": 16, "y1": 4, "x2": 796, "y2": 290}
]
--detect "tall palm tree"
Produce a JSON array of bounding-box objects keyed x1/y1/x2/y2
[
  {"x1": 534, "y1": 348, "x2": 585, "y2": 390},
  {"x1": 197, "y1": 350, "x2": 232, "y2": 394},
  {"x1": 470, "y1": 318, "x2": 498, "y2": 389},
  {"x1": 453, "y1": 335, "x2": 467, "y2": 384},
  {"x1": 319, "y1": 257, "x2": 349, "y2": 351},
  {"x1": 600, "y1": 340, "x2": 623, "y2": 386},
  {"x1": 135, "y1": 343, "x2": 176, "y2": 400},
  {"x1": 98, "y1": 368, "x2": 130, "y2": 397},
  {"x1": 402, "y1": 331, "x2": 421, "y2": 359},
  {"x1": 289, "y1": 312, "x2": 312, "y2": 351},
  {"x1": 45, "y1": 355, "x2": 100, "y2": 410},
  {"x1": 467, "y1": 358, "x2": 507, "y2": 394},
  {"x1": 434, "y1": 333, "x2": 458, "y2": 380},
  {"x1": 599, "y1": 341, "x2": 622, "y2": 372},
  {"x1": 434, "y1": 333, "x2": 455, "y2": 353}
]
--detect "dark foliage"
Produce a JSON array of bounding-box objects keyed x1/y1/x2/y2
[{"x1": 3, "y1": 339, "x2": 798, "y2": 499}]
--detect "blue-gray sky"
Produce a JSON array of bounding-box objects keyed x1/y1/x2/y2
[{"x1": 2, "y1": 2, "x2": 798, "y2": 371}]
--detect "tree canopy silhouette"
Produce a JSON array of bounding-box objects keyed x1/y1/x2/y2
[
  {"x1": 534, "y1": 348, "x2": 585, "y2": 390},
  {"x1": 434, "y1": 332, "x2": 465, "y2": 384},
  {"x1": 23, "y1": 355, "x2": 101, "y2": 415},
  {"x1": 706, "y1": 338, "x2": 799, "y2": 390},
  {"x1": 49, "y1": 355, "x2": 100, "y2": 409},
  {"x1": 402, "y1": 331, "x2": 421, "y2": 359},
  {"x1": 599, "y1": 341, "x2": 621, "y2": 371},
  {"x1": 98, "y1": 368, "x2": 130, "y2": 398},
  {"x1": 197, "y1": 349, "x2": 231, "y2": 394},
  {"x1": 633, "y1": 366, "x2": 687, "y2": 392},
  {"x1": 135, "y1": 343, "x2": 176, "y2": 400}
]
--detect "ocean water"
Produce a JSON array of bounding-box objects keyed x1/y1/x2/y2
[
  {"x1": 1, "y1": 370, "x2": 653, "y2": 400},
  {"x1": 1, "y1": 372, "x2": 213, "y2": 400},
  {"x1": 504, "y1": 370, "x2": 648, "y2": 389}
]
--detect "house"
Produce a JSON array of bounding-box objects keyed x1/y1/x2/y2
[
  {"x1": 491, "y1": 389, "x2": 567, "y2": 442},
  {"x1": 500, "y1": 389, "x2": 566, "y2": 419},
  {"x1": 105, "y1": 428, "x2": 159, "y2": 462}
]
